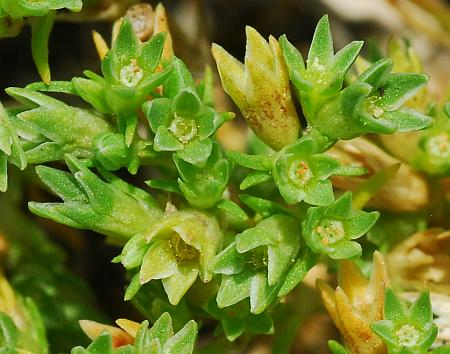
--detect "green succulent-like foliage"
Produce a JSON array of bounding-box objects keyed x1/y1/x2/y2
[
  {"x1": 29, "y1": 156, "x2": 162, "y2": 242},
  {"x1": 229, "y1": 135, "x2": 366, "y2": 206},
  {"x1": 0, "y1": 10, "x2": 445, "y2": 353},
  {"x1": 280, "y1": 15, "x2": 431, "y2": 141},
  {"x1": 116, "y1": 210, "x2": 222, "y2": 305},
  {"x1": 6, "y1": 87, "x2": 113, "y2": 164},
  {"x1": 71, "y1": 313, "x2": 197, "y2": 354},
  {"x1": 371, "y1": 289, "x2": 438, "y2": 354},
  {"x1": 142, "y1": 59, "x2": 233, "y2": 166},
  {"x1": 211, "y1": 214, "x2": 303, "y2": 314},
  {"x1": 302, "y1": 192, "x2": 379, "y2": 259}
]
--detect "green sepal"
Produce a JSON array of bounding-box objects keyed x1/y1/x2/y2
[
  {"x1": 240, "y1": 171, "x2": 272, "y2": 190},
  {"x1": 239, "y1": 194, "x2": 291, "y2": 218},
  {"x1": 277, "y1": 246, "x2": 318, "y2": 297},
  {"x1": 226, "y1": 151, "x2": 273, "y2": 171},
  {"x1": 146, "y1": 179, "x2": 182, "y2": 195},
  {"x1": 176, "y1": 138, "x2": 213, "y2": 167},
  {"x1": 216, "y1": 199, "x2": 248, "y2": 221},
  {"x1": 72, "y1": 77, "x2": 111, "y2": 114}
]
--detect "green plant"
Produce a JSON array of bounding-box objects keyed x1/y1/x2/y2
[{"x1": 1, "y1": 4, "x2": 450, "y2": 354}]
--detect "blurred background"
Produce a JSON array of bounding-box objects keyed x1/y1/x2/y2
[{"x1": 0, "y1": 0, "x2": 449, "y2": 352}]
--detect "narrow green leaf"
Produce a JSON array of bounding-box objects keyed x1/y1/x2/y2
[
  {"x1": 240, "y1": 171, "x2": 272, "y2": 190},
  {"x1": 226, "y1": 151, "x2": 272, "y2": 171},
  {"x1": 216, "y1": 199, "x2": 248, "y2": 220},
  {"x1": 352, "y1": 163, "x2": 400, "y2": 210},
  {"x1": 31, "y1": 11, "x2": 55, "y2": 84}
]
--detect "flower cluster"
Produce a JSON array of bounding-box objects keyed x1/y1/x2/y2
[{"x1": 1, "y1": 4, "x2": 449, "y2": 353}]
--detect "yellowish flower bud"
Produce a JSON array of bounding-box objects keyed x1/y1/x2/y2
[
  {"x1": 79, "y1": 319, "x2": 135, "y2": 347},
  {"x1": 212, "y1": 27, "x2": 300, "y2": 150},
  {"x1": 317, "y1": 252, "x2": 389, "y2": 354}
]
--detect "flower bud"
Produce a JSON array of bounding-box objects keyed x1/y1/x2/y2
[
  {"x1": 93, "y1": 133, "x2": 130, "y2": 171},
  {"x1": 212, "y1": 27, "x2": 300, "y2": 150},
  {"x1": 317, "y1": 252, "x2": 389, "y2": 354}
]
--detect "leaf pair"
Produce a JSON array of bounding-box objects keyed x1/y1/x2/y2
[{"x1": 29, "y1": 156, "x2": 162, "y2": 241}]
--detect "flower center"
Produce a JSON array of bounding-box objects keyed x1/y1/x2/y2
[
  {"x1": 168, "y1": 234, "x2": 199, "y2": 264},
  {"x1": 169, "y1": 117, "x2": 198, "y2": 144},
  {"x1": 119, "y1": 59, "x2": 144, "y2": 87},
  {"x1": 305, "y1": 57, "x2": 329, "y2": 84},
  {"x1": 425, "y1": 133, "x2": 450, "y2": 158},
  {"x1": 395, "y1": 324, "x2": 421, "y2": 347},
  {"x1": 288, "y1": 159, "x2": 313, "y2": 186},
  {"x1": 315, "y1": 219, "x2": 345, "y2": 246},
  {"x1": 246, "y1": 247, "x2": 268, "y2": 270},
  {"x1": 364, "y1": 97, "x2": 384, "y2": 118}
]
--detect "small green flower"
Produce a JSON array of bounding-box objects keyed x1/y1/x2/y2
[
  {"x1": 280, "y1": 15, "x2": 363, "y2": 122},
  {"x1": 143, "y1": 60, "x2": 233, "y2": 166},
  {"x1": 302, "y1": 192, "x2": 379, "y2": 259},
  {"x1": 29, "y1": 156, "x2": 162, "y2": 242},
  {"x1": 229, "y1": 135, "x2": 366, "y2": 206},
  {"x1": 72, "y1": 19, "x2": 171, "y2": 145},
  {"x1": 280, "y1": 15, "x2": 431, "y2": 141},
  {"x1": 371, "y1": 289, "x2": 438, "y2": 354},
  {"x1": 118, "y1": 210, "x2": 222, "y2": 305},
  {"x1": 72, "y1": 313, "x2": 197, "y2": 354},
  {"x1": 173, "y1": 142, "x2": 232, "y2": 209},
  {"x1": 100, "y1": 20, "x2": 170, "y2": 113},
  {"x1": 211, "y1": 214, "x2": 300, "y2": 314},
  {"x1": 406, "y1": 102, "x2": 450, "y2": 176},
  {"x1": 314, "y1": 59, "x2": 431, "y2": 140}
]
